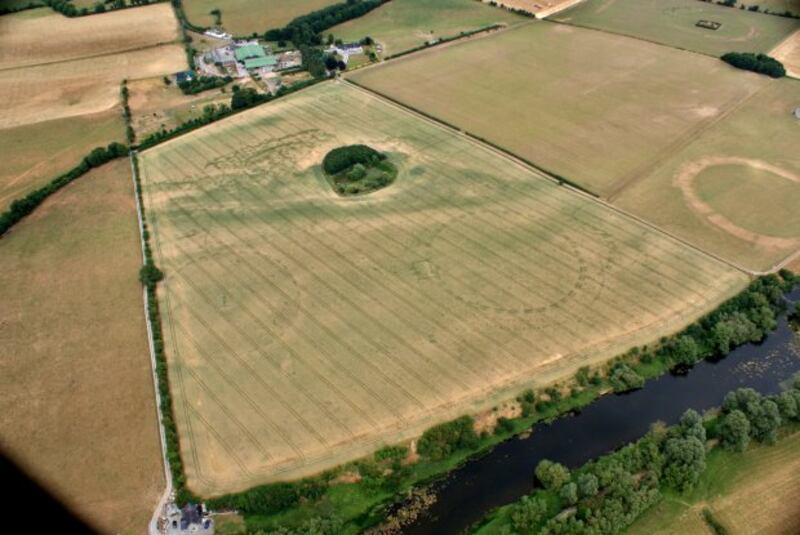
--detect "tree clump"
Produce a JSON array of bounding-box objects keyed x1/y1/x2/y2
[
  {"x1": 322, "y1": 144, "x2": 397, "y2": 196},
  {"x1": 721, "y1": 52, "x2": 785, "y2": 78}
]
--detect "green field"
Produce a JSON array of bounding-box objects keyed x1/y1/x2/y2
[
  {"x1": 552, "y1": 0, "x2": 798, "y2": 57},
  {"x1": 348, "y1": 22, "x2": 765, "y2": 197},
  {"x1": 628, "y1": 430, "x2": 800, "y2": 535},
  {"x1": 139, "y1": 81, "x2": 747, "y2": 495},
  {"x1": 615, "y1": 80, "x2": 800, "y2": 272},
  {"x1": 330, "y1": 0, "x2": 526, "y2": 55},
  {"x1": 183, "y1": 0, "x2": 339, "y2": 36}
]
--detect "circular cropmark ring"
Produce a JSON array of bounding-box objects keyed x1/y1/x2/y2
[{"x1": 674, "y1": 156, "x2": 800, "y2": 249}]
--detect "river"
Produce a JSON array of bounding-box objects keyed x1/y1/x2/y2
[{"x1": 402, "y1": 291, "x2": 800, "y2": 534}]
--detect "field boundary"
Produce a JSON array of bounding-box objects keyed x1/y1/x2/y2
[
  {"x1": 130, "y1": 152, "x2": 173, "y2": 535},
  {"x1": 341, "y1": 79, "x2": 765, "y2": 276}
]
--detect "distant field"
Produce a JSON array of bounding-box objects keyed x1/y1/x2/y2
[
  {"x1": 628, "y1": 430, "x2": 800, "y2": 535},
  {"x1": 183, "y1": 0, "x2": 339, "y2": 36},
  {"x1": 0, "y1": 109, "x2": 124, "y2": 209},
  {"x1": 330, "y1": 0, "x2": 525, "y2": 55},
  {"x1": 0, "y1": 160, "x2": 164, "y2": 534},
  {"x1": 0, "y1": 4, "x2": 179, "y2": 70},
  {"x1": 139, "y1": 81, "x2": 746, "y2": 495},
  {"x1": 551, "y1": 0, "x2": 799, "y2": 56},
  {"x1": 348, "y1": 23, "x2": 765, "y2": 196},
  {"x1": 615, "y1": 80, "x2": 800, "y2": 272},
  {"x1": 772, "y1": 29, "x2": 800, "y2": 77},
  {"x1": 485, "y1": 0, "x2": 583, "y2": 18}
]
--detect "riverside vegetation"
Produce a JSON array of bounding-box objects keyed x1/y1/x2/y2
[{"x1": 197, "y1": 273, "x2": 796, "y2": 533}]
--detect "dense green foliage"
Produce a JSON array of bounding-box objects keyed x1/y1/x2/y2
[
  {"x1": 417, "y1": 416, "x2": 479, "y2": 460},
  {"x1": 263, "y1": 0, "x2": 390, "y2": 45},
  {"x1": 322, "y1": 144, "x2": 385, "y2": 174},
  {"x1": 41, "y1": 0, "x2": 165, "y2": 17},
  {"x1": 721, "y1": 52, "x2": 785, "y2": 78},
  {"x1": 179, "y1": 75, "x2": 232, "y2": 95},
  {"x1": 0, "y1": 142, "x2": 127, "y2": 237},
  {"x1": 608, "y1": 363, "x2": 644, "y2": 392},
  {"x1": 535, "y1": 460, "x2": 570, "y2": 490}
]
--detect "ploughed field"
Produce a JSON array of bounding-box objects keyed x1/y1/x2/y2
[
  {"x1": 138, "y1": 82, "x2": 747, "y2": 495},
  {"x1": 348, "y1": 22, "x2": 766, "y2": 197},
  {"x1": 551, "y1": 0, "x2": 798, "y2": 57}
]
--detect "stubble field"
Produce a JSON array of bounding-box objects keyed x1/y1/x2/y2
[
  {"x1": 0, "y1": 160, "x2": 164, "y2": 534},
  {"x1": 330, "y1": 0, "x2": 525, "y2": 55},
  {"x1": 138, "y1": 81, "x2": 747, "y2": 495},
  {"x1": 771, "y1": 29, "x2": 800, "y2": 77},
  {"x1": 614, "y1": 80, "x2": 800, "y2": 272},
  {"x1": 348, "y1": 22, "x2": 766, "y2": 197},
  {"x1": 551, "y1": 0, "x2": 799, "y2": 57}
]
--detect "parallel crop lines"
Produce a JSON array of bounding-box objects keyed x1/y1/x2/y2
[{"x1": 139, "y1": 82, "x2": 747, "y2": 494}]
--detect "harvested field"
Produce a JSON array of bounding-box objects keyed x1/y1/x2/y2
[
  {"x1": 772, "y1": 29, "x2": 800, "y2": 77},
  {"x1": 348, "y1": 22, "x2": 765, "y2": 196},
  {"x1": 0, "y1": 4, "x2": 179, "y2": 70},
  {"x1": 0, "y1": 160, "x2": 164, "y2": 534},
  {"x1": 614, "y1": 80, "x2": 800, "y2": 272},
  {"x1": 330, "y1": 0, "x2": 525, "y2": 55},
  {"x1": 0, "y1": 109, "x2": 124, "y2": 209},
  {"x1": 0, "y1": 44, "x2": 186, "y2": 128},
  {"x1": 628, "y1": 431, "x2": 800, "y2": 535},
  {"x1": 551, "y1": 0, "x2": 798, "y2": 56},
  {"x1": 485, "y1": 0, "x2": 585, "y2": 19},
  {"x1": 138, "y1": 81, "x2": 747, "y2": 495},
  {"x1": 183, "y1": 0, "x2": 339, "y2": 36}
]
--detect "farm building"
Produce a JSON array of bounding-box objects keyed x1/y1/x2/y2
[
  {"x1": 174, "y1": 71, "x2": 194, "y2": 84},
  {"x1": 234, "y1": 42, "x2": 267, "y2": 62},
  {"x1": 209, "y1": 46, "x2": 236, "y2": 68},
  {"x1": 794, "y1": 107, "x2": 800, "y2": 119},
  {"x1": 276, "y1": 50, "x2": 302, "y2": 70},
  {"x1": 164, "y1": 502, "x2": 214, "y2": 535}
]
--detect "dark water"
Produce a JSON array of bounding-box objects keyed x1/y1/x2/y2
[{"x1": 403, "y1": 292, "x2": 800, "y2": 535}]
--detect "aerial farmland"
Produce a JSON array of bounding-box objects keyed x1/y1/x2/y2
[{"x1": 1, "y1": 0, "x2": 799, "y2": 534}]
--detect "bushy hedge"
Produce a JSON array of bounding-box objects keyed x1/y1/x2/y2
[
  {"x1": 322, "y1": 144, "x2": 385, "y2": 175},
  {"x1": 179, "y1": 75, "x2": 232, "y2": 95},
  {"x1": 264, "y1": 0, "x2": 389, "y2": 45},
  {"x1": 721, "y1": 52, "x2": 785, "y2": 78},
  {"x1": 417, "y1": 415, "x2": 479, "y2": 460},
  {"x1": 384, "y1": 24, "x2": 504, "y2": 60},
  {"x1": 0, "y1": 142, "x2": 127, "y2": 237},
  {"x1": 41, "y1": 0, "x2": 166, "y2": 17}
]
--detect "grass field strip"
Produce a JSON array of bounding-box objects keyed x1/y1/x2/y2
[{"x1": 139, "y1": 82, "x2": 746, "y2": 493}]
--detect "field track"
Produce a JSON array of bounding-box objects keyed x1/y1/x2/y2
[{"x1": 139, "y1": 81, "x2": 747, "y2": 495}]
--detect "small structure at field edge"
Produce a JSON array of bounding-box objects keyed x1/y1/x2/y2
[
  {"x1": 794, "y1": 107, "x2": 800, "y2": 119},
  {"x1": 696, "y1": 20, "x2": 722, "y2": 31},
  {"x1": 162, "y1": 502, "x2": 214, "y2": 535}
]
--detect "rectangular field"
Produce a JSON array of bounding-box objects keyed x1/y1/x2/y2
[
  {"x1": 0, "y1": 160, "x2": 164, "y2": 534},
  {"x1": 348, "y1": 22, "x2": 765, "y2": 196},
  {"x1": 614, "y1": 80, "x2": 800, "y2": 272},
  {"x1": 329, "y1": 0, "x2": 526, "y2": 56},
  {"x1": 772, "y1": 29, "x2": 800, "y2": 77},
  {"x1": 183, "y1": 0, "x2": 340, "y2": 36},
  {"x1": 139, "y1": 82, "x2": 747, "y2": 495},
  {"x1": 551, "y1": 0, "x2": 798, "y2": 57},
  {"x1": 0, "y1": 4, "x2": 179, "y2": 70}
]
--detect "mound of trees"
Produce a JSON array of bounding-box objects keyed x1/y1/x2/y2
[
  {"x1": 721, "y1": 52, "x2": 785, "y2": 78},
  {"x1": 322, "y1": 144, "x2": 385, "y2": 174},
  {"x1": 322, "y1": 144, "x2": 396, "y2": 195}
]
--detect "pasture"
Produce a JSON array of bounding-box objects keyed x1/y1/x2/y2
[
  {"x1": 183, "y1": 0, "x2": 339, "y2": 36},
  {"x1": 0, "y1": 160, "x2": 164, "y2": 534},
  {"x1": 330, "y1": 0, "x2": 525, "y2": 55},
  {"x1": 0, "y1": 109, "x2": 124, "y2": 209},
  {"x1": 348, "y1": 22, "x2": 765, "y2": 196},
  {"x1": 551, "y1": 0, "x2": 798, "y2": 57},
  {"x1": 0, "y1": 4, "x2": 179, "y2": 70},
  {"x1": 138, "y1": 81, "x2": 747, "y2": 495},
  {"x1": 628, "y1": 430, "x2": 800, "y2": 535},
  {"x1": 614, "y1": 80, "x2": 800, "y2": 272}
]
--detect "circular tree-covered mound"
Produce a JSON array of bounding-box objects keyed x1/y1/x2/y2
[{"x1": 322, "y1": 144, "x2": 397, "y2": 196}]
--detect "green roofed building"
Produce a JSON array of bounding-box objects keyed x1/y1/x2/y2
[
  {"x1": 244, "y1": 56, "x2": 278, "y2": 70},
  {"x1": 234, "y1": 43, "x2": 266, "y2": 62}
]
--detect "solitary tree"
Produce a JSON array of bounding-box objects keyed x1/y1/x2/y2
[
  {"x1": 719, "y1": 409, "x2": 750, "y2": 452},
  {"x1": 535, "y1": 459, "x2": 570, "y2": 490}
]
